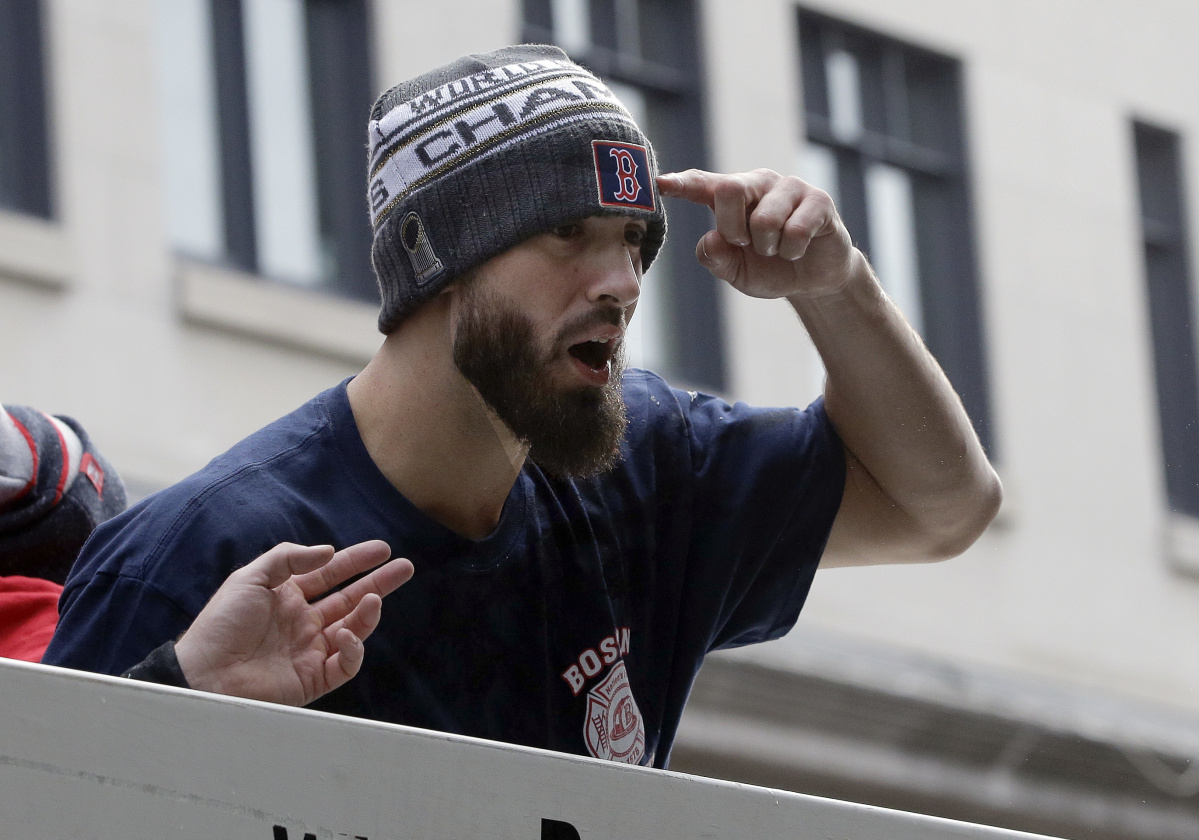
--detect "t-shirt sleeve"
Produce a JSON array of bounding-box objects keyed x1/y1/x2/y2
[
  {"x1": 43, "y1": 570, "x2": 195, "y2": 675},
  {"x1": 672, "y1": 384, "x2": 845, "y2": 652},
  {"x1": 41, "y1": 497, "x2": 249, "y2": 676}
]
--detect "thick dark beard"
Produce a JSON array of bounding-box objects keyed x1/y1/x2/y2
[{"x1": 452, "y1": 286, "x2": 628, "y2": 479}]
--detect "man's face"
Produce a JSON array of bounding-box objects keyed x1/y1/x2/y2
[{"x1": 451, "y1": 216, "x2": 646, "y2": 478}]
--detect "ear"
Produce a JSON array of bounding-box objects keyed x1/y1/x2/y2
[
  {"x1": 429, "y1": 283, "x2": 465, "y2": 348},
  {"x1": 440, "y1": 277, "x2": 465, "y2": 320},
  {"x1": 441, "y1": 266, "x2": 480, "y2": 316}
]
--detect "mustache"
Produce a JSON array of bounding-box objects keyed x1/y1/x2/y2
[{"x1": 556, "y1": 306, "x2": 626, "y2": 346}]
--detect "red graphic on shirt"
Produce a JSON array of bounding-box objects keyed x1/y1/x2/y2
[
  {"x1": 584, "y1": 660, "x2": 645, "y2": 764},
  {"x1": 560, "y1": 627, "x2": 630, "y2": 695},
  {"x1": 609, "y1": 694, "x2": 637, "y2": 740}
]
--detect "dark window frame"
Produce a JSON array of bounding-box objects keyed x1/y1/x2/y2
[
  {"x1": 305, "y1": 0, "x2": 376, "y2": 301},
  {"x1": 1134, "y1": 120, "x2": 1199, "y2": 517},
  {"x1": 798, "y1": 8, "x2": 996, "y2": 456},
  {"x1": 0, "y1": 0, "x2": 53, "y2": 220},
  {"x1": 206, "y1": 0, "x2": 376, "y2": 301},
  {"x1": 523, "y1": 0, "x2": 725, "y2": 391}
]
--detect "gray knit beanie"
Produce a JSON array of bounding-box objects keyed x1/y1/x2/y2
[{"x1": 367, "y1": 44, "x2": 667, "y2": 333}]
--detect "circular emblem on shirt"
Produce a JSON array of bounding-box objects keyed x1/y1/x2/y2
[{"x1": 584, "y1": 660, "x2": 645, "y2": 764}]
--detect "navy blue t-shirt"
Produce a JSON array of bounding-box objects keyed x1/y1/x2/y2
[{"x1": 45, "y1": 371, "x2": 844, "y2": 767}]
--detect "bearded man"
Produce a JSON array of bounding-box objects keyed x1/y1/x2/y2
[{"x1": 44, "y1": 45, "x2": 1000, "y2": 769}]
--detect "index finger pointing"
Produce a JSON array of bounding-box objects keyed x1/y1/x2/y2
[
  {"x1": 657, "y1": 169, "x2": 719, "y2": 208},
  {"x1": 657, "y1": 169, "x2": 783, "y2": 213}
]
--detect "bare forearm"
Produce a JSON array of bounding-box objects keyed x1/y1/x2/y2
[
  {"x1": 654, "y1": 167, "x2": 999, "y2": 561},
  {"x1": 790, "y1": 249, "x2": 1001, "y2": 558}
]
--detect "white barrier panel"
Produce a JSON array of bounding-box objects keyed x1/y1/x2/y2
[{"x1": 0, "y1": 659, "x2": 1061, "y2": 840}]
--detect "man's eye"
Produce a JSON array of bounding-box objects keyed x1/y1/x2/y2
[{"x1": 553, "y1": 223, "x2": 582, "y2": 239}]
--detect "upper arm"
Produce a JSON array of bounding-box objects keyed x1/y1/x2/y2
[{"x1": 819, "y1": 445, "x2": 1001, "y2": 568}]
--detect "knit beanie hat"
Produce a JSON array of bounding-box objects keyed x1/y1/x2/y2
[
  {"x1": 367, "y1": 44, "x2": 667, "y2": 333},
  {"x1": 0, "y1": 405, "x2": 127, "y2": 584}
]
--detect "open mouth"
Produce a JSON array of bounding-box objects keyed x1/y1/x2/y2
[{"x1": 567, "y1": 337, "x2": 616, "y2": 372}]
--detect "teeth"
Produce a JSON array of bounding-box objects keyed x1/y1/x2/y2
[{"x1": 593, "y1": 338, "x2": 610, "y2": 344}]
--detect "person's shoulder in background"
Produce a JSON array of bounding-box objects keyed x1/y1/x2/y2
[
  {"x1": 0, "y1": 575, "x2": 64, "y2": 662},
  {"x1": 0, "y1": 403, "x2": 127, "y2": 661}
]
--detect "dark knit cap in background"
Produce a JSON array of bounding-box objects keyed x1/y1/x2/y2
[
  {"x1": 0, "y1": 405, "x2": 127, "y2": 584},
  {"x1": 367, "y1": 44, "x2": 668, "y2": 333}
]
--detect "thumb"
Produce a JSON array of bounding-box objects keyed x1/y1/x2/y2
[{"x1": 695, "y1": 230, "x2": 743, "y2": 283}]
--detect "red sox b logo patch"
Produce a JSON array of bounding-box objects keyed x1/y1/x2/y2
[
  {"x1": 609, "y1": 148, "x2": 641, "y2": 203},
  {"x1": 593, "y1": 140, "x2": 655, "y2": 211},
  {"x1": 583, "y1": 661, "x2": 645, "y2": 764}
]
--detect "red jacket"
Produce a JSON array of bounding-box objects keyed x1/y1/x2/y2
[{"x1": 0, "y1": 576, "x2": 61, "y2": 662}]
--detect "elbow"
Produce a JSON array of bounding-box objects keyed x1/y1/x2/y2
[{"x1": 920, "y1": 467, "x2": 1003, "y2": 562}]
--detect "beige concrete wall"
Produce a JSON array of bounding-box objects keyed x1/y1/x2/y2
[
  {"x1": 701, "y1": 0, "x2": 826, "y2": 411},
  {"x1": 373, "y1": 0, "x2": 521, "y2": 94}
]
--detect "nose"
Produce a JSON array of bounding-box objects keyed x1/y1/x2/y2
[{"x1": 586, "y1": 242, "x2": 641, "y2": 309}]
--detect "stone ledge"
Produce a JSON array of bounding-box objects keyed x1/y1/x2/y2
[
  {"x1": 0, "y1": 210, "x2": 72, "y2": 288},
  {"x1": 176, "y1": 259, "x2": 383, "y2": 365},
  {"x1": 676, "y1": 654, "x2": 1199, "y2": 840}
]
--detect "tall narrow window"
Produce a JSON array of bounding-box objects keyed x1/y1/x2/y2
[
  {"x1": 1135, "y1": 122, "x2": 1199, "y2": 517},
  {"x1": 797, "y1": 9, "x2": 995, "y2": 454},
  {"x1": 0, "y1": 0, "x2": 52, "y2": 219},
  {"x1": 522, "y1": 0, "x2": 723, "y2": 391},
  {"x1": 157, "y1": 0, "x2": 375, "y2": 300}
]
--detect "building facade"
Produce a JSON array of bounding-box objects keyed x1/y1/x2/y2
[{"x1": 3, "y1": 1, "x2": 1199, "y2": 838}]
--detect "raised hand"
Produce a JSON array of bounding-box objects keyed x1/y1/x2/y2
[
  {"x1": 173, "y1": 541, "x2": 413, "y2": 706},
  {"x1": 657, "y1": 168, "x2": 859, "y2": 299}
]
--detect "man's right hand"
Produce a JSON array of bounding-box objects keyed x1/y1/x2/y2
[{"x1": 173, "y1": 541, "x2": 413, "y2": 706}]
